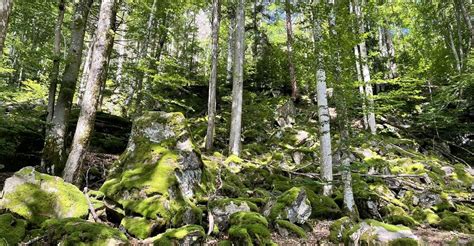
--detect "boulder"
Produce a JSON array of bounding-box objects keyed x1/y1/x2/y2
[
  {"x1": 228, "y1": 212, "x2": 273, "y2": 245},
  {"x1": 151, "y1": 225, "x2": 205, "y2": 245},
  {"x1": 0, "y1": 167, "x2": 88, "y2": 224},
  {"x1": 209, "y1": 198, "x2": 254, "y2": 231},
  {"x1": 347, "y1": 220, "x2": 418, "y2": 245},
  {"x1": 265, "y1": 187, "x2": 311, "y2": 224},
  {"x1": 100, "y1": 112, "x2": 203, "y2": 225},
  {"x1": 275, "y1": 100, "x2": 296, "y2": 128}
]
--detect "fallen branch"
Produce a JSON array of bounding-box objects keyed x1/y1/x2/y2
[
  {"x1": 83, "y1": 187, "x2": 101, "y2": 223},
  {"x1": 20, "y1": 235, "x2": 46, "y2": 246}
]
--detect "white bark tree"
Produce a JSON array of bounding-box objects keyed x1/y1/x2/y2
[
  {"x1": 285, "y1": 0, "x2": 298, "y2": 100},
  {"x1": 229, "y1": 0, "x2": 245, "y2": 156},
  {"x1": 205, "y1": 0, "x2": 221, "y2": 151},
  {"x1": 313, "y1": 2, "x2": 333, "y2": 196},
  {"x1": 63, "y1": 0, "x2": 119, "y2": 184},
  {"x1": 226, "y1": 6, "x2": 236, "y2": 85}
]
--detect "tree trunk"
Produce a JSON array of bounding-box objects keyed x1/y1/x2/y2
[
  {"x1": 285, "y1": 0, "x2": 298, "y2": 101},
  {"x1": 109, "y1": 9, "x2": 127, "y2": 115},
  {"x1": 448, "y1": 24, "x2": 462, "y2": 73},
  {"x1": 252, "y1": 0, "x2": 259, "y2": 57},
  {"x1": 313, "y1": 4, "x2": 333, "y2": 196},
  {"x1": 78, "y1": 36, "x2": 95, "y2": 106},
  {"x1": 0, "y1": 0, "x2": 13, "y2": 56},
  {"x1": 229, "y1": 0, "x2": 245, "y2": 156},
  {"x1": 354, "y1": 0, "x2": 376, "y2": 135},
  {"x1": 456, "y1": 0, "x2": 474, "y2": 48},
  {"x1": 46, "y1": 0, "x2": 66, "y2": 127},
  {"x1": 354, "y1": 46, "x2": 368, "y2": 129},
  {"x1": 205, "y1": 0, "x2": 221, "y2": 151},
  {"x1": 42, "y1": 0, "x2": 94, "y2": 175},
  {"x1": 226, "y1": 7, "x2": 236, "y2": 86},
  {"x1": 63, "y1": 0, "x2": 119, "y2": 184}
]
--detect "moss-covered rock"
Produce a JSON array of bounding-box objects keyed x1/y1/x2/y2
[
  {"x1": 329, "y1": 216, "x2": 354, "y2": 243},
  {"x1": 100, "y1": 112, "x2": 203, "y2": 225},
  {"x1": 121, "y1": 216, "x2": 160, "y2": 239},
  {"x1": 305, "y1": 189, "x2": 341, "y2": 219},
  {"x1": 266, "y1": 187, "x2": 311, "y2": 224},
  {"x1": 152, "y1": 224, "x2": 205, "y2": 245},
  {"x1": 439, "y1": 215, "x2": 461, "y2": 231},
  {"x1": 42, "y1": 218, "x2": 127, "y2": 245},
  {"x1": 275, "y1": 219, "x2": 307, "y2": 238},
  {"x1": 0, "y1": 213, "x2": 27, "y2": 245},
  {"x1": 209, "y1": 198, "x2": 256, "y2": 232},
  {"x1": 345, "y1": 220, "x2": 419, "y2": 245},
  {"x1": 228, "y1": 212, "x2": 273, "y2": 245},
  {"x1": 0, "y1": 167, "x2": 88, "y2": 224}
]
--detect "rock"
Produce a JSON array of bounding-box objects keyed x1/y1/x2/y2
[
  {"x1": 42, "y1": 218, "x2": 127, "y2": 245},
  {"x1": 152, "y1": 225, "x2": 205, "y2": 245},
  {"x1": 228, "y1": 212, "x2": 273, "y2": 245},
  {"x1": 100, "y1": 112, "x2": 203, "y2": 224},
  {"x1": 210, "y1": 199, "x2": 254, "y2": 231},
  {"x1": 266, "y1": 187, "x2": 311, "y2": 224},
  {"x1": 0, "y1": 213, "x2": 27, "y2": 245},
  {"x1": 347, "y1": 220, "x2": 418, "y2": 245},
  {"x1": 329, "y1": 216, "x2": 353, "y2": 243},
  {"x1": 121, "y1": 216, "x2": 162, "y2": 239},
  {"x1": 292, "y1": 151, "x2": 304, "y2": 165},
  {"x1": 0, "y1": 167, "x2": 88, "y2": 224},
  {"x1": 275, "y1": 219, "x2": 307, "y2": 238},
  {"x1": 275, "y1": 100, "x2": 296, "y2": 128},
  {"x1": 418, "y1": 192, "x2": 442, "y2": 208},
  {"x1": 306, "y1": 190, "x2": 341, "y2": 219},
  {"x1": 441, "y1": 166, "x2": 455, "y2": 176}
]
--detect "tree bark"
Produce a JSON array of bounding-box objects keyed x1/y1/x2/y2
[
  {"x1": 63, "y1": 0, "x2": 119, "y2": 184},
  {"x1": 229, "y1": 0, "x2": 245, "y2": 156},
  {"x1": 285, "y1": 0, "x2": 298, "y2": 101},
  {"x1": 313, "y1": 3, "x2": 333, "y2": 196},
  {"x1": 46, "y1": 0, "x2": 66, "y2": 127},
  {"x1": 205, "y1": 0, "x2": 221, "y2": 151},
  {"x1": 0, "y1": 0, "x2": 13, "y2": 56},
  {"x1": 448, "y1": 24, "x2": 462, "y2": 73},
  {"x1": 78, "y1": 35, "x2": 95, "y2": 106},
  {"x1": 42, "y1": 0, "x2": 94, "y2": 175},
  {"x1": 456, "y1": 0, "x2": 474, "y2": 48},
  {"x1": 354, "y1": 46, "x2": 368, "y2": 129},
  {"x1": 354, "y1": 0, "x2": 376, "y2": 135},
  {"x1": 226, "y1": 6, "x2": 236, "y2": 86}
]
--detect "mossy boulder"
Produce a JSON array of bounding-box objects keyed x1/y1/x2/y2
[
  {"x1": 209, "y1": 198, "x2": 256, "y2": 232},
  {"x1": 0, "y1": 167, "x2": 88, "y2": 224},
  {"x1": 152, "y1": 224, "x2": 205, "y2": 245},
  {"x1": 42, "y1": 218, "x2": 127, "y2": 245},
  {"x1": 345, "y1": 220, "x2": 419, "y2": 245},
  {"x1": 275, "y1": 219, "x2": 307, "y2": 238},
  {"x1": 0, "y1": 213, "x2": 27, "y2": 245},
  {"x1": 121, "y1": 216, "x2": 161, "y2": 239},
  {"x1": 266, "y1": 187, "x2": 311, "y2": 224},
  {"x1": 228, "y1": 211, "x2": 273, "y2": 245},
  {"x1": 329, "y1": 216, "x2": 354, "y2": 243},
  {"x1": 305, "y1": 189, "x2": 341, "y2": 219},
  {"x1": 100, "y1": 112, "x2": 203, "y2": 224}
]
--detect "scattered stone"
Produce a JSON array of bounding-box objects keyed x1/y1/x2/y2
[
  {"x1": 347, "y1": 220, "x2": 418, "y2": 245},
  {"x1": 210, "y1": 199, "x2": 253, "y2": 231},
  {"x1": 0, "y1": 166, "x2": 88, "y2": 224},
  {"x1": 266, "y1": 187, "x2": 311, "y2": 224}
]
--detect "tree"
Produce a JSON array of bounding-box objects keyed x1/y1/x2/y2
[
  {"x1": 354, "y1": 0, "x2": 376, "y2": 135},
  {"x1": 226, "y1": 5, "x2": 236, "y2": 85},
  {"x1": 63, "y1": 0, "x2": 119, "y2": 184},
  {"x1": 42, "y1": 0, "x2": 94, "y2": 175},
  {"x1": 0, "y1": 0, "x2": 14, "y2": 55},
  {"x1": 313, "y1": 2, "x2": 333, "y2": 196},
  {"x1": 285, "y1": 0, "x2": 298, "y2": 101},
  {"x1": 229, "y1": 0, "x2": 245, "y2": 156},
  {"x1": 205, "y1": 0, "x2": 221, "y2": 151}
]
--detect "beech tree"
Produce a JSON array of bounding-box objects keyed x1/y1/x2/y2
[
  {"x1": 205, "y1": 0, "x2": 221, "y2": 151},
  {"x1": 228, "y1": 0, "x2": 245, "y2": 156},
  {"x1": 63, "y1": 0, "x2": 119, "y2": 184},
  {"x1": 0, "y1": 0, "x2": 14, "y2": 55},
  {"x1": 42, "y1": 0, "x2": 94, "y2": 175},
  {"x1": 285, "y1": 0, "x2": 298, "y2": 101}
]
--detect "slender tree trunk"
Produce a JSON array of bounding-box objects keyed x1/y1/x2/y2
[
  {"x1": 448, "y1": 24, "x2": 462, "y2": 73},
  {"x1": 226, "y1": 7, "x2": 236, "y2": 86},
  {"x1": 354, "y1": 46, "x2": 368, "y2": 129},
  {"x1": 205, "y1": 0, "x2": 221, "y2": 151},
  {"x1": 313, "y1": 4, "x2": 333, "y2": 196},
  {"x1": 46, "y1": 0, "x2": 66, "y2": 128},
  {"x1": 0, "y1": 0, "x2": 13, "y2": 56},
  {"x1": 63, "y1": 0, "x2": 119, "y2": 184},
  {"x1": 78, "y1": 36, "x2": 95, "y2": 106},
  {"x1": 229, "y1": 0, "x2": 245, "y2": 156},
  {"x1": 42, "y1": 0, "x2": 94, "y2": 175},
  {"x1": 285, "y1": 0, "x2": 298, "y2": 101},
  {"x1": 455, "y1": 4, "x2": 465, "y2": 68},
  {"x1": 110, "y1": 10, "x2": 127, "y2": 115},
  {"x1": 134, "y1": 0, "x2": 157, "y2": 115},
  {"x1": 456, "y1": 0, "x2": 474, "y2": 48},
  {"x1": 385, "y1": 26, "x2": 397, "y2": 79},
  {"x1": 354, "y1": 0, "x2": 376, "y2": 135},
  {"x1": 252, "y1": 0, "x2": 259, "y2": 57}
]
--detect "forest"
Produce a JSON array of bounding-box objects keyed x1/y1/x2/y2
[{"x1": 0, "y1": 0, "x2": 473, "y2": 245}]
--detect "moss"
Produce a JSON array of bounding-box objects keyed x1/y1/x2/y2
[
  {"x1": 453, "y1": 164, "x2": 473, "y2": 185},
  {"x1": 269, "y1": 187, "x2": 310, "y2": 221},
  {"x1": 152, "y1": 225, "x2": 205, "y2": 245},
  {"x1": 366, "y1": 219, "x2": 411, "y2": 232},
  {"x1": 405, "y1": 163, "x2": 425, "y2": 174},
  {"x1": 305, "y1": 189, "x2": 341, "y2": 219},
  {"x1": 218, "y1": 240, "x2": 232, "y2": 246},
  {"x1": 121, "y1": 217, "x2": 156, "y2": 239},
  {"x1": 1, "y1": 167, "x2": 88, "y2": 225},
  {"x1": 275, "y1": 220, "x2": 307, "y2": 238},
  {"x1": 42, "y1": 218, "x2": 127, "y2": 245},
  {"x1": 388, "y1": 238, "x2": 418, "y2": 246},
  {"x1": 228, "y1": 212, "x2": 273, "y2": 245},
  {"x1": 385, "y1": 215, "x2": 417, "y2": 227},
  {"x1": 439, "y1": 216, "x2": 461, "y2": 231},
  {"x1": 329, "y1": 216, "x2": 353, "y2": 243},
  {"x1": 0, "y1": 213, "x2": 27, "y2": 245}
]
